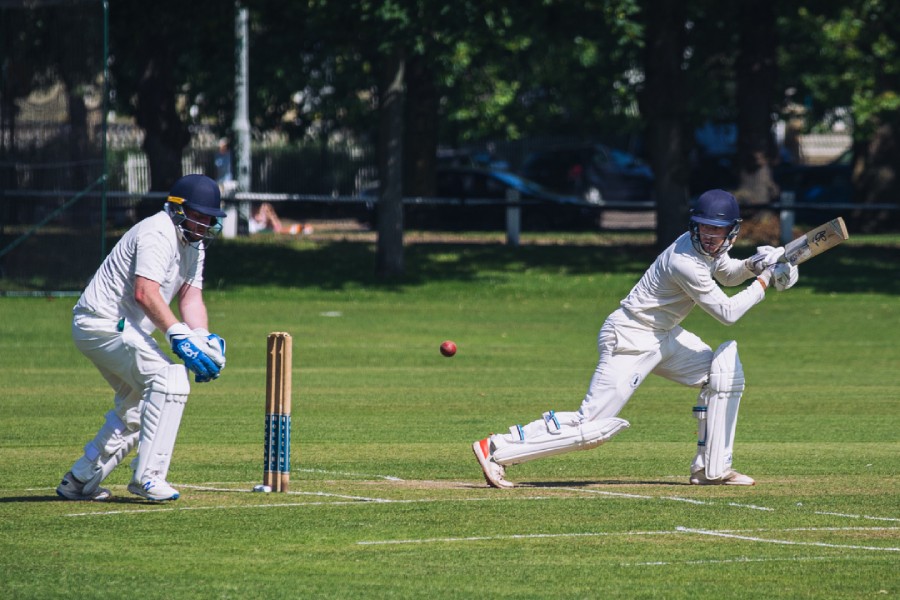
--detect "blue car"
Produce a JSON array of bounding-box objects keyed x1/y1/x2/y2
[
  {"x1": 420, "y1": 166, "x2": 596, "y2": 230},
  {"x1": 773, "y1": 150, "x2": 854, "y2": 222},
  {"x1": 520, "y1": 143, "x2": 655, "y2": 205},
  {"x1": 365, "y1": 166, "x2": 598, "y2": 230}
]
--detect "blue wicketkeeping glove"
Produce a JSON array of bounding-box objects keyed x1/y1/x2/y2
[
  {"x1": 166, "y1": 323, "x2": 221, "y2": 382},
  {"x1": 192, "y1": 328, "x2": 226, "y2": 382}
]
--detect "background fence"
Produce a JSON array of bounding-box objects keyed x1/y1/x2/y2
[
  {"x1": 0, "y1": 0, "x2": 108, "y2": 293},
  {"x1": 0, "y1": 1, "x2": 887, "y2": 295}
]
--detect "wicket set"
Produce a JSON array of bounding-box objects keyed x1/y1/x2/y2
[{"x1": 264, "y1": 332, "x2": 292, "y2": 492}]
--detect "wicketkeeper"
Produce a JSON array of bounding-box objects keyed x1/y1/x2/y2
[
  {"x1": 57, "y1": 174, "x2": 227, "y2": 502},
  {"x1": 474, "y1": 189, "x2": 799, "y2": 488}
]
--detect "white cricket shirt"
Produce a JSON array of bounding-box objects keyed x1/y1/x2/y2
[
  {"x1": 74, "y1": 211, "x2": 204, "y2": 335},
  {"x1": 620, "y1": 231, "x2": 765, "y2": 331}
]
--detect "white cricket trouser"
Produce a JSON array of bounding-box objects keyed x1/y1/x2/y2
[
  {"x1": 72, "y1": 312, "x2": 173, "y2": 429},
  {"x1": 502, "y1": 308, "x2": 714, "y2": 451},
  {"x1": 578, "y1": 308, "x2": 713, "y2": 421}
]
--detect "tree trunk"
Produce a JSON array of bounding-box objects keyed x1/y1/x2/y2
[
  {"x1": 135, "y1": 57, "x2": 190, "y2": 195},
  {"x1": 853, "y1": 122, "x2": 900, "y2": 232},
  {"x1": 640, "y1": 0, "x2": 690, "y2": 251},
  {"x1": 376, "y1": 52, "x2": 405, "y2": 279},
  {"x1": 403, "y1": 55, "x2": 438, "y2": 197},
  {"x1": 735, "y1": 0, "x2": 778, "y2": 206}
]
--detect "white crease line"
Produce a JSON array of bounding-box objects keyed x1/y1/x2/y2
[
  {"x1": 65, "y1": 500, "x2": 374, "y2": 517},
  {"x1": 59, "y1": 494, "x2": 622, "y2": 518},
  {"x1": 358, "y1": 526, "x2": 900, "y2": 547},
  {"x1": 661, "y1": 496, "x2": 711, "y2": 505},
  {"x1": 676, "y1": 526, "x2": 900, "y2": 552},
  {"x1": 814, "y1": 511, "x2": 900, "y2": 522},
  {"x1": 623, "y1": 555, "x2": 869, "y2": 567},
  {"x1": 294, "y1": 468, "x2": 403, "y2": 481},
  {"x1": 180, "y1": 485, "x2": 387, "y2": 502},
  {"x1": 356, "y1": 527, "x2": 897, "y2": 548},
  {"x1": 556, "y1": 488, "x2": 655, "y2": 500},
  {"x1": 559, "y1": 488, "x2": 774, "y2": 511},
  {"x1": 727, "y1": 502, "x2": 775, "y2": 511},
  {"x1": 50, "y1": 481, "x2": 900, "y2": 523},
  {"x1": 64, "y1": 495, "x2": 575, "y2": 517},
  {"x1": 774, "y1": 526, "x2": 899, "y2": 534},
  {"x1": 357, "y1": 530, "x2": 679, "y2": 546}
]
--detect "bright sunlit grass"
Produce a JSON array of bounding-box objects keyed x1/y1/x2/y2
[{"x1": 0, "y1": 235, "x2": 896, "y2": 599}]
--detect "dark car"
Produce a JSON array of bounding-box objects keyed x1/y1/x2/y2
[
  {"x1": 520, "y1": 144, "x2": 655, "y2": 205},
  {"x1": 773, "y1": 150, "x2": 853, "y2": 222},
  {"x1": 365, "y1": 166, "x2": 597, "y2": 231},
  {"x1": 422, "y1": 166, "x2": 595, "y2": 230}
]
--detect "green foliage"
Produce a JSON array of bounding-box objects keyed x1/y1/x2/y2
[
  {"x1": 0, "y1": 237, "x2": 897, "y2": 598},
  {"x1": 778, "y1": 1, "x2": 900, "y2": 137},
  {"x1": 93, "y1": 0, "x2": 899, "y2": 152}
]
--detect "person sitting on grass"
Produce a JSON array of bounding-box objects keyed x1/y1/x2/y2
[{"x1": 249, "y1": 202, "x2": 284, "y2": 234}]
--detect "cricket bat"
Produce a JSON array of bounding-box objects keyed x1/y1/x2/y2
[{"x1": 780, "y1": 217, "x2": 849, "y2": 265}]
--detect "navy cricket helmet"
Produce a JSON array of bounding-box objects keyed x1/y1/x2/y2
[
  {"x1": 165, "y1": 174, "x2": 226, "y2": 248},
  {"x1": 167, "y1": 174, "x2": 226, "y2": 218},
  {"x1": 689, "y1": 189, "x2": 742, "y2": 257}
]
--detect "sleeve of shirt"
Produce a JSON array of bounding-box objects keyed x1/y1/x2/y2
[
  {"x1": 713, "y1": 253, "x2": 755, "y2": 287},
  {"x1": 134, "y1": 228, "x2": 175, "y2": 284},
  {"x1": 673, "y1": 257, "x2": 766, "y2": 326}
]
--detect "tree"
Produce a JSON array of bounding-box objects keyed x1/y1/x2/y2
[
  {"x1": 735, "y1": 0, "x2": 779, "y2": 206},
  {"x1": 95, "y1": 0, "x2": 897, "y2": 243},
  {"x1": 377, "y1": 52, "x2": 405, "y2": 279},
  {"x1": 108, "y1": 1, "x2": 232, "y2": 192},
  {"x1": 640, "y1": 0, "x2": 690, "y2": 249},
  {"x1": 0, "y1": 1, "x2": 105, "y2": 190},
  {"x1": 778, "y1": 1, "x2": 900, "y2": 231}
]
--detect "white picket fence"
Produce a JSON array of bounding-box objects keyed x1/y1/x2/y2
[
  {"x1": 125, "y1": 154, "x2": 202, "y2": 193},
  {"x1": 797, "y1": 134, "x2": 851, "y2": 165}
]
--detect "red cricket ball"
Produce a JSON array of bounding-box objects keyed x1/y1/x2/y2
[{"x1": 440, "y1": 340, "x2": 457, "y2": 357}]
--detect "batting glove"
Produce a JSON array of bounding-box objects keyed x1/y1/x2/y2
[
  {"x1": 757, "y1": 264, "x2": 776, "y2": 290},
  {"x1": 772, "y1": 262, "x2": 799, "y2": 291},
  {"x1": 167, "y1": 323, "x2": 221, "y2": 382},
  {"x1": 744, "y1": 245, "x2": 784, "y2": 275}
]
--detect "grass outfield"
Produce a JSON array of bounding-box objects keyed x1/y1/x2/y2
[{"x1": 1, "y1": 232, "x2": 897, "y2": 599}]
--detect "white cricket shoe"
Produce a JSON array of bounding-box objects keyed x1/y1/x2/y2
[
  {"x1": 128, "y1": 474, "x2": 180, "y2": 501},
  {"x1": 472, "y1": 437, "x2": 514, "y2": 489},
  {"x1": 690, "y1": 469, "x2": 756, "y2": 486},
  {"x1": 56, "y1": 471, "x2": 111, "y2": 501}
]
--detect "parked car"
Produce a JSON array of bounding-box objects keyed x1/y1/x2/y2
[
  {"x1": 427, "y1": 166, "x2": 597, "y2": 230},
  {"x1": 520, "y1": 143, "x2": 655, "y2": 205},
  {"x1": 773, "y1": 150, "x2": 854, "y2": 222},
  {"x1": 365, "y1": 166, "x2": 598, "y2": 230}
]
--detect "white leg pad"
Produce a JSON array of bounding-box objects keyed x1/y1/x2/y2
[
  {"x1": 492, "y1": 411, "x2": 630, "y2": 466},
  {"x1": 72, "y1": 410, "x2": 140, "y2": 494},
  {"x1": 133, "y1": 364, "x2": 190, "y2": 482},
  {"x1": 702, "y1": 340, "x2": 745, "y2": 480}
]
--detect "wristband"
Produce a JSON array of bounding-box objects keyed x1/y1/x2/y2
[{"x1": 166, "y1": 322, "x2": 192, "y2": 345}]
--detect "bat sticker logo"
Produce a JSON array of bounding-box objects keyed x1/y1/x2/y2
[{"x1": 812, "y1": 231, "x2": 828, "y2": 246}]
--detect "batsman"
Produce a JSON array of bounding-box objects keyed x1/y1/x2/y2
[
  {"x1": 474, "y1": 189, "x2": 799, "y2": 488},
  {"x1": 57, "y1": 174, "x2": 227, "y2": 502}
]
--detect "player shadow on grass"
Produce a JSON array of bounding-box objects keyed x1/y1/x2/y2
[
  {"x1": 0, "y1": 494, "x2": 174, "y2": 505},
  {"x1": 0, "y1": 494, "x2": 69, "y2": 503},
  {"x1": 518, "y1": 479, "x2": 692, "y2": 487}
]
